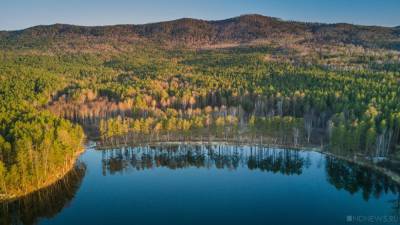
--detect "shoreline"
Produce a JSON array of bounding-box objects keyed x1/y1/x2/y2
[
  {"x1": 3, "y1": 138, "x2": 400, "y2": 203},
  {"x1": 95, "y1": 135, "x2": 322, "y2": 150},
  {"x1": 0, "y1": 147, "x2": 85, "y2": 203},
  {"x1": 319, "y1": 150, "x2": 400, "y2": 185},
  {"x1": 96, "y1": 139, "x2": 400, "y2": 186}
]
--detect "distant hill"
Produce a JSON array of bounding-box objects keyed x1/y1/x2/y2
[{"x1": 1, "y1": 14, "x2": 399, "y2": 50}]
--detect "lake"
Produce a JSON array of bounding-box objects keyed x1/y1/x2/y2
[{"x1": 1, "y1": 143, "x2": 400, "y2": 225}]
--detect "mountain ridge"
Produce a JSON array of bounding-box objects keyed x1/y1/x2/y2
[
  {"x1": 3, "y1": 14, "x2": 399, "y2": 32},
  {"x1": 1, "y1": 14, "x2": 399, "y2": 50}
]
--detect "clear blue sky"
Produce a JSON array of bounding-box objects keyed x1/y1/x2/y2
[{"x1": 1, "y1": 0, "x2": 399, "y2": 31}]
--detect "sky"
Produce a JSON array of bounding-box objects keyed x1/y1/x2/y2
[{"x1": 1, "y1": 0, "x2": 399, "y2": 31}]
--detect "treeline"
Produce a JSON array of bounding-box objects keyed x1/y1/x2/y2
[
  {"x1": 99, "y1": 113, "x2": 304, "y2": 145},
  {"x1": 329, "y1": 110, "x2": 400, "y2": 156}
]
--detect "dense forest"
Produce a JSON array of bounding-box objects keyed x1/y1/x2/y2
[
  {"x1": 0, "y1": 55, "x2": 84, "y2": 200},
  {"x1": 0, "y1": 14, "x2": 400, "y2": 200}
]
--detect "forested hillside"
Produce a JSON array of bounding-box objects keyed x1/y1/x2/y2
[
  {"x1": 1, "y1": 14, "x2": 399, "y2": 50},
  {"x1": 0, "y1": 14, "x2": 400, "y2": 200}
]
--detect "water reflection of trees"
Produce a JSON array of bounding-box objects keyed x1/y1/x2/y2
[
  {"x1": 326, "y1": 157, "x2": 400, "y2": 201},
  {"x1": 102, "y1": 144, "x2": 400, "y2": 205},
  {"x1": 100, "y1": 145, "x2": 305, "y2": 176},
  {"x1": 0, "y1": 163, "x2": 86, "y2": 225}
]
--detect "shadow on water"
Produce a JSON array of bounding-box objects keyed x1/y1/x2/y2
[{"x1": 0, "y1": 163, "x2": 86, "y2": 225}]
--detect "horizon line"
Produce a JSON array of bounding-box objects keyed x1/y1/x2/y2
[{"x1": 1, "y1": 13, "x2": 399, "y2": 32}]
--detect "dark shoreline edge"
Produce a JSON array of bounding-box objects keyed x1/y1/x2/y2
[{"x1": 0, "y1": 148, "x2": 85, "y2": 203}]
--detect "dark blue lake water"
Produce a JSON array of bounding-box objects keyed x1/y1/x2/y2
[{"x1": 2, "y1": 143, "x2": 400, "y2": 225}]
